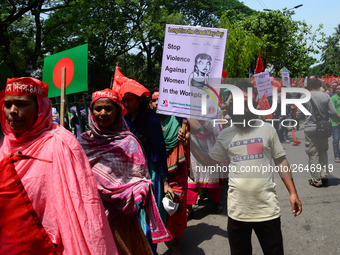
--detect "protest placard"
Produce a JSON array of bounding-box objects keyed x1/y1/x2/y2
[
  {"x1": 254, "y1": 71, "x2": 272, "y2": 99},
  {"x1": 281, "y1": 71, "x2": 290, "y2": 87},
  {"x1": 157, "y1": 24, "x2": 228, "y2": 120}
]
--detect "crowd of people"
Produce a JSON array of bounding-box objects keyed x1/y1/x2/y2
[{"x1": 2, "y1": 75, "x2": 338, "y2": 254}]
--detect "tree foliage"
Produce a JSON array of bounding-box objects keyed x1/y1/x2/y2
[
  {"x1": 219, "y1": 14, "x2": 261, "y2": 78},
  {"x1": 0, "y1": 0, "x2": 76, "y2": 76},
  {"x1": 317, "y1": 24, "x2": 340, "y2": 76},
  {"x1": 237, "y1": 9, "x2": 324, "y2": 77},
  {"x1": 177, "y1": 0, "x2": 255, "y2": 27},
  {"x1": 4, "y1": 1, "x2": 325, "y2": 92}
]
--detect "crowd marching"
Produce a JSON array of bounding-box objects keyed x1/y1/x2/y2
[{"x1": 2, "y1": 74, "x2": 340, "y2": 255}]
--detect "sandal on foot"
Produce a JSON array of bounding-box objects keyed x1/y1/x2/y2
[
  {"x1": 187, "y1": 210, "x2": 194, "y2": 221},
  {"x1": 308, "y1": 179, "x2": 322, "y2": 188}
]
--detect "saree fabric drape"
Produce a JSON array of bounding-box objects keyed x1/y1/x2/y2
[{"x1": 0, "y1": 96, "x2": 117, "y2": 255}]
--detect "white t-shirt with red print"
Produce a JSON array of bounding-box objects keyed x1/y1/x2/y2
[{"x1": 209, "y1": 122, "x2": 286, "y2": 222}]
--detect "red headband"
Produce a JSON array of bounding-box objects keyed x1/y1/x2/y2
[
  {"x1": 92, "y1": 89, "x2": 119, "y2": 103},
  {"x1": 6, "y1": 77, "x2": 48, "y2": 97},
  {"x1": 152, "y1": 91, "x2": 159, "y2": 100}
]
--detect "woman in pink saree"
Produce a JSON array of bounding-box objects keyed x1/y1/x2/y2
[
  {"x1": 78, "y1": 89, "x2": 171, "y2": 255},
  {"x1": 0, "y1": 77, "x2": 117, "y2": 255}
]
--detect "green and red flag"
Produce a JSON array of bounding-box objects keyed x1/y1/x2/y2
[{"x1": 42, "y1": 44, "x2": 88, "y2": 98}]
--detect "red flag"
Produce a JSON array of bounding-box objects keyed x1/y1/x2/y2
[
  {"x1": 332, "y1": 75, "x2": 335, "y2": 83},
  {"x1": 258, "y1": 93, "x2": 273, "y2": 119},
  {"x1": 111, "y1": 63, "x2": 132, "y2": 115},
  {"x1": 271, "y1": 77, "x2": 281, "y2": 92},
  {"x1": 255, "y1": 49, "x2": 265, "y2": 74},
  {"x1": 221, "y1": 70, "x2": 228, "y2": 83},
  {"x1": 119, "y1": 80, "x2": 150, "y2": 98},
  {"x1": 112, "y1": 62, "x2": 132, "y2": 95},
  {"x1": 297, "y1": 76, "x2": 303, "y2": 87}
]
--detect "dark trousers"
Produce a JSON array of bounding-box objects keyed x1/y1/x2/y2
[
  {"x1": 227, "y1": 217, "x2": 284, "y2": 255},
  {"x1": 332, "y1": 125, "x2": 340, "y2": 159},
  {"x1": 293, "y1": 116, "x2": 300, "y2": 130}
]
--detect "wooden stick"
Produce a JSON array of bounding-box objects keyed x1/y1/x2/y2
[
  {"x1": 181, "y1": 118, "x2": 187, "y2": 135},
  {"x1": 60, "y1": 67, "x2": 66, "y2": 127}
]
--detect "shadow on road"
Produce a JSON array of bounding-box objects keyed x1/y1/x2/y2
[
  {"x1": 189, "y1": 197, "x2": 228, "y2": 221},
  {"x1": 325, "y1": 175, "x2": 340, "y2": 187},
  {"x1": 161, "y1": 223, "x2": 228, "y2": 255}
]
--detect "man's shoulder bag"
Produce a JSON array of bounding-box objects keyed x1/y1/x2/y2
[{"x1": 310, "y1": 98, "x2": 332, "y2": 138}]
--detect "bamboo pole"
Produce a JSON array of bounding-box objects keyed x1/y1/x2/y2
[{"x1": 60, "y1": 67, "x2": 66, "y2": 127}]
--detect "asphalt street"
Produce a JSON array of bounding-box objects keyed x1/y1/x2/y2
[{"x1": 157, "y1": 123, "x2": 340, "y2": 255}]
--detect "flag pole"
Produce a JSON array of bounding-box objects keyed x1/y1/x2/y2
[
  {"x1": 181, "y1": 119, "x2": 187, "y2": 134},
  {"x1": 60, "y1": 67, "x2": 66, "y2": 127},
  {"x1": 180, "y1": 119, "x2": 188, "y2": 145},
  {"x1": 111, "y1": 62, "x2": 119, "y2": 89}
]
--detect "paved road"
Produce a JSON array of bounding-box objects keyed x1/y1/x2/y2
[{"x1": 157, "y1": 125, "x2": 340, "y2": 255}]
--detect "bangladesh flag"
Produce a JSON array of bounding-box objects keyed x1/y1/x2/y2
[{"x1": 42, "y1": 44, "x2": 88, "y2": 98}]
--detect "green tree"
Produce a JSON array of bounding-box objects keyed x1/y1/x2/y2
[
  {"x1": 317, "y1": 24, "x2": 340, "y2": 76},
  {"x1": 42, "y1": 0, "x2": 184, "y2": 89},
  {"x1": 43, "y1": 0, "x2": 142, "y2": 90},
  {"x1": 237, "y1": 9, "x2": 324, "y2": 77},
  {"x1": 1, "y1": 0, "x2": 257, "y2": 90},
  {"x1": 306, "y1": 64, "x2": 322, "y2": 77},
  {"x1": 0, "y1": 0, "x2": 76, "y2": 76},
  {"x1": 177, "y1": 0, "x2": 255, "y2": 27},
  {"x1": 43, "y1": 0, "x2": 256, "y2": 89},
  {"x1": 116, "y1": 0, "x2": 183, "y2": 88},
  {"x1": 219, "y1": 14, "x2": 261, "y2": 78}
]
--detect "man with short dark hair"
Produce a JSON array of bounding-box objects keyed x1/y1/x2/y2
[
  {"x1": 180, "y1": 83, "x2": 302, "y2": 255},
  {"x1": 297, "y1": 76, "x2": 340, "y2": 187},
  {"x1": 329, "y1": 82, "x2": 337, "y2": 97}
]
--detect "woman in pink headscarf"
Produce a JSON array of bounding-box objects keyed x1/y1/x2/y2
[
  {"x1": 78, "y1": 89, "x2": 171, "y2": 255},
  {"x1": 0, "y1": 77, "x2": 117, "y2": 255}
]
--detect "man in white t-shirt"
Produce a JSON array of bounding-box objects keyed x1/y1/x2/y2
[{"x1": 179, "y1": 85, "x2": 302, "y2": 255}]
